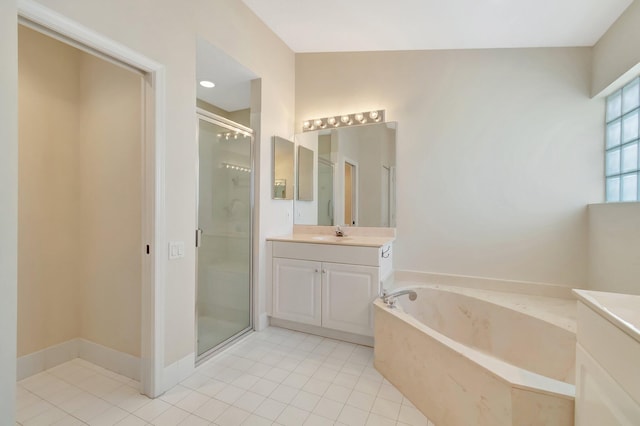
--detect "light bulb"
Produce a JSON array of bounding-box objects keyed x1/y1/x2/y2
[
  {"x1": 303, "y1": 121, "x2": 311, "y2": 129},
  {"x1": 327, "y1": 117, "x2": 337, "y2": 126},
  {"x1": 341, "y1": 115, "x2": 350, "y2": 124},
  {"x1": 355, "y1": 113, "x2": 365, "y2": 122},
  {"x1": 369, "y1": 111, "x2": 379, "y2": 120},
  {"x1": 314, "y1": 119, "x2": 323, "y2": 127}
]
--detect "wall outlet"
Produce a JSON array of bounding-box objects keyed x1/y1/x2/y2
[{"x1": 169, "y1": 241, "x2": 185, "y2": 260}]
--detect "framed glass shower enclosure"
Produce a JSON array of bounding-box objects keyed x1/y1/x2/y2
[{"x1": 196, "y1": 109, "x2": 253, "y2": 361}]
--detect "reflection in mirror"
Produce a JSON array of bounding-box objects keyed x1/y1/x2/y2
[
  {"x1": 294, "y1": 122, "x2": 396, "y2": 227},
  {"x1": 297, "y1": 146, "x2": 314, "y2": 201},
  {"x1": 272, "y1": 136, "x2": 294, "y2": 200}
]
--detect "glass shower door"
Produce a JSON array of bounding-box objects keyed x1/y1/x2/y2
[{"x1": 196, "y1": 113, "x2": 252, "y2": 359}]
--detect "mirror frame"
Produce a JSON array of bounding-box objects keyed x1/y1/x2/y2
[{"x1": 272, "y1": 136, "x2": 295, "y2": 200}]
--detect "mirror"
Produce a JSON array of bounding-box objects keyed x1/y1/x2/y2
[
  {"x1": 294, "y1": 121, "x2": 396, "y2": 227},
  {"x1": 297, "y1": 146, "x2": 314, "y2": 201},
  {"x1": 272, "y1": 136, "x2": 294, "y2": 199}
]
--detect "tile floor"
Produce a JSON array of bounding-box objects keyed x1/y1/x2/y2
[{"x1": 16, "y1": 327, "x2": 435, "y2": 426}]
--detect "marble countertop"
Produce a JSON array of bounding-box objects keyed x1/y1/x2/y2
[
  {"x1": 267, "y1": 225, "x2": 395, "y2": 248},
  {"x1": 573, "y1": 289, "x2": 640, "y2": 344}
]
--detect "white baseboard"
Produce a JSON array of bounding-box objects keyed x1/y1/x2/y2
[
  {"x1": 17, "y1": 339, "x2": 79, "y2": 380},
  {"x1": 163, "y1": 352, "x2": 195, "y2": 392},
  {"x1": 78, "y1": 339, "x2": 140, "y2": 381},
  {"x1": 256, "y1": 313, "x2": 269, "y2": 331},
  {"x1": 269, "y1": 317, "x2": 374, "y2": 347},
  {"x1": 17, "y1": 338, "x2": 141, "y2": 381}
]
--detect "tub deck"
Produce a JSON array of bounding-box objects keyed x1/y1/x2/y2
[{"x1": 395, "y1": 282, "x2": 577, "y2": 333}]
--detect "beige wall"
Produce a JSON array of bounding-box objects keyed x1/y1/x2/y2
[
  {"x1": 24, "y1": 0, "x2": 296, "y2": 366},
  {"x1": 297, "y1": 48, "x2": 602, "y2": 286},
  {"x1": 18, "y1": 26, "x2": 82, "y2": 356},
  {"x1": 78, "y1": 52, "x2": 142, "y2": 357},
  {"x1": 588, "y1": 203, "x2": 640, "y2": 295},
  {"x1": 1, "y1": 0, "x2": 18, "y2": 420},
  {"x1": 18, "y1": 26, "x2": 142, "y2": 358},
  {"x1": 592, "y1": 0, "x2": 640, "y2": 96}
]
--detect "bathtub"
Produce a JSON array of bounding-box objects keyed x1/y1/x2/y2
[{"x1": 374, "y1": 284, "x2": 576, "y2": 426}]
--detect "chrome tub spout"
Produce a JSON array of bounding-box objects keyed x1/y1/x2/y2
[{"x1": 381, "y1": 287, "x2": 418, "y2": 308}]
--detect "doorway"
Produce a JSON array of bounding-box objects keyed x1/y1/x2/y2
[
  {"x1": 196, "y1": 110, "x2": 254, "y2": 361},
  {"x1": 344, "y1": 161, "x2": 357, "y2": 226}
]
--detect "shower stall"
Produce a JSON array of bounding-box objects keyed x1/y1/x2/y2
[{"x1": 196, "y1": 109, "x2": 253, "y2": 360}]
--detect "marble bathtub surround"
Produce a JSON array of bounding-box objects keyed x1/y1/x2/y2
[
  {"x1": 395, "y1": 285, "x2": 576, "y2": 384},
  {"x1": 374, "y1": 285, "x2": 575, "y2": 426},
  {"x1": 573, "y1": 289, "x2": 640, "y2": 343}
]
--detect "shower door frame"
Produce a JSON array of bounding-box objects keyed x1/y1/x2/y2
[{"x1": 195, "y1": 108, "x2": 254, "y2": 364}]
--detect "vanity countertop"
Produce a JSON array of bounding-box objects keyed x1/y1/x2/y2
[
  {"x1": 573, "y1": 289, "x2": 640, "y2": 344},
  {"x1": 267, "y1": 225, "x2": 395, "y2": 248}
]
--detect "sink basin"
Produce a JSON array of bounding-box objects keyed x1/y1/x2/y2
[{"x1": 310, "y1": 235, "x2": 350, "y2": 242}]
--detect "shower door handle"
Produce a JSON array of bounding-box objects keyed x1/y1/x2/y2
[{"x1": 195, "y1": 228, "x2": 203, "y2": 248}]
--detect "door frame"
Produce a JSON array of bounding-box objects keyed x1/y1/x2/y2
[
  {"x1": 17, "y1": 0, "x2": 166, "y2": 397},
  {"x1": 195, "y1": 108, "x2": 254, "y2": 363},
  {"x1": 344, "y1": 157, "x2": 358, "y2": 226}
]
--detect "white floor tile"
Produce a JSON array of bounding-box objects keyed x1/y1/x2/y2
[
  {"x1": 15, "y1": 328, "x2": 436, "y2": 426},
  {"x1": 174, "y1": 391, "x2": 210, "y2": 412},
  {"x1": 214, "y1": 406, "x2": 250, "y2": 426},
  {"x1": 337, "y1": 404, "x2": 369, "y2": 426},
  {"x1": 152, "y1": 406, "x2": 191, "y2": 426},
  {"x1": 289, "y1": 390, "x2": 320, "y2": 412},
  {"x1": 275, "y1": 405, "x2": 310, "y2": 426},
  {"x1": 397, "y1": 405, "x2": 430, "y2": 426},
  {"x1": 240, "y1": 414, "x2": 272, "y2": 426},
  {"x1": 302, "y1": 413, "x2": 334, "y2": 426},
  {"x1": 323, "y1": 383, "x2": 352, "y2": 404},
  {"x1": 193, "y1": 398, "x2": 229, "y2": 422},
  {"x1": 253, "y1": 398, "x2": 286, "y2": 421},
  {"x1": 269, "y1": 384, "x2": 298, "y2": 404},
  {"x1": 370, "y1": 397, "x2": 401, "y2": 421},
  {"x1": 311, "y1": 397, "x2": 343, "y2": 421},
  {"x1": 177, "y1": 414, "x2": 210, "y2": 426},
  {"x1": 133, "y1": 399, "x2": 172, "y2": 422},
  {"x1": 365, "y1": 412, "x2": 396, "y2": 426},
  {"x1": 89, "y1": 405, "x2": 130, "y2": 426}
]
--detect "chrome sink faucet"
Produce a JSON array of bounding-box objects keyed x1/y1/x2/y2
[{"x1": 335, "y1": 225, "x2": 345, "y2": 237}]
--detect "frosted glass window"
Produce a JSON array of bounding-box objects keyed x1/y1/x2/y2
[
  {"x1": 607, "y1": 90, "x2": 622, "y2": 122},
  {"x1": 622, "y1": 143, "x2": 638, "y2": 173},
  {"x1": 622, "y1": 78, "x2": 640, "y2": 114},
  {"x1": 606, "y1": 76, "x2": 640, "y2": 202},
  {"x1": 622, "y1": 174, "x2": 638, "y2": 201},
  {"x1": 606, "y1": 177, "x2": 621, "y2": 202},
  {"x1": 606, "y1": 119, "x2": 621, "y2": 148},
  {"x1": 622, "y1": 112, "x2": 639, "y2": 143},
  {"x1": 606, "y1": 149, "x2": 621, "y2": 176}
]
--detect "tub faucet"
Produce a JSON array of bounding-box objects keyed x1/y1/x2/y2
[
  {"x1": 381, "y1": 288, "x2": 418, "y2": 308},
  {"x1": 335, "y1": 225, "x2": 345, "y2": 237}
]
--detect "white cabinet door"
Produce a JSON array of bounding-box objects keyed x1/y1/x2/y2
[
  {"x1": 273, "y1": 258, "x2": 322, "y2": 326},
  {"x1": 321, "y1": 262, "x2": 379, "y2": 336}
]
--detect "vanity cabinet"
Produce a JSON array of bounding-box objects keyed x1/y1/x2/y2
[{"x1": 270, "y1": 240, "x2": 392, "y2": 337}]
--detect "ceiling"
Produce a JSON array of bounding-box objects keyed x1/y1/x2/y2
[
  {"x1": 241, "y1": 0, "x2": 632, "y2": 52},
  {"x1": 196, "y1": 38, "x2": 257, "y2": 112}
]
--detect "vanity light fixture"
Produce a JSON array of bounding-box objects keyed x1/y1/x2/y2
[
  {"x1": 217, "y1": 130, "x2": 251, "y2": 140},
  {"x1": 222, "y1": 162, "x2": 251, "y2": 173},
  {"x1": 199, "y1": 80, "x2": 215, "y2": 88},
  {"x1": 303, "y1": 110, "x2": 385, "y2": 132}
]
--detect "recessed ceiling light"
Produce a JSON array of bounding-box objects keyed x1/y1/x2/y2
[{"x1": 199, "y1": 80, "x2": 215, "y2": 88}]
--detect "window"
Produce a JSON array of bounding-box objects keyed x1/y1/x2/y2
[{"x1": 606, "y1": 77, "x2": 640, "y2": 202}]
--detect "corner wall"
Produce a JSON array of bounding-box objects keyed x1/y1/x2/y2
[
  {"x1": 0, "y1": 0, "x2": 18, "y2": 421},
  {"x1": 297, "y1": 48, "x2": 602, "y2": 286},
  {"x1": 592, "y1": 0, "x2": 640, "y2": 96}
]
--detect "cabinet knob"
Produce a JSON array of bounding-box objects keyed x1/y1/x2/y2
[
  {"x1": 315, "y1": 269, "x2": 319, "y2": 273},
  {"x1": 322, "y1": 269, "x2": 326, "y2": 274}
]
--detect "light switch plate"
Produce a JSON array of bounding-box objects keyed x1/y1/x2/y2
[{"x1": 169, "y1": 241, "x2": 185, "y2": 260}]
